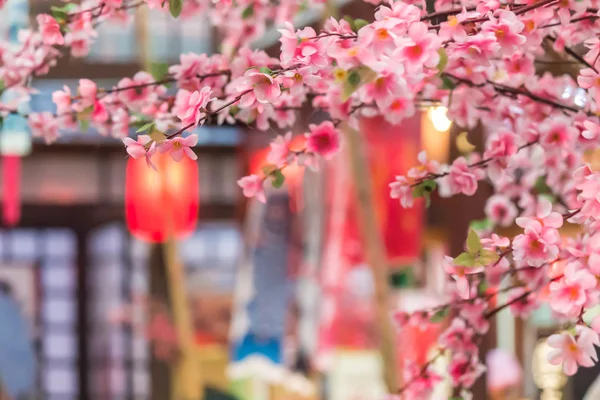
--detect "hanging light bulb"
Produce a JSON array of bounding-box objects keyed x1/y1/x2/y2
[{"x1": 427, "y1": 106, "x2": 452, "y2": 132}]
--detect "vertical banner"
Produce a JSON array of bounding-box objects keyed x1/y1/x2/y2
[{"x1": 229, "y1": 186, "x2": 302, "y2": 399}]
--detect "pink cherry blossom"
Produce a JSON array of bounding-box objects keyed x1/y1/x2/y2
[
  {"x1": 460, "y1": 299, "x2": 489, "y2": 334},
  {"x1": 481, "y1": 10, "x2": 526, "y2": 55},
  {"x1": 37, "y1": 14, "x2": 64, "y2": 46},
  {"x1": 174, "y1": 87, "x2": 213, "y2": 128},
  {"x1": 508, "y1": 286, "x2": 538, "y2": 318},
  {"x1": 159, "y1": 134, "x2": 198, "y2": 162},
  {"x1": 442, "y1": 157, "x2": 484, "y2": 197},
  {"x1": 278, "y1": 23, "x2": 327, "y2": 68},
  {"x1": 485, "y1": 194, "x2": 518, "y2": 227},
  {"x1": 390, "y1": 176, "x2": 414, "y2": 208},
  {"x1": 305, "y1": 121, "x2": 340, "y2": 160},
  {"x1": 239, "y1": 70, "x2": 281, "y2": 106},
  {"x1": 513, "y1": 224, "x2": 561, "y2": 267},
  {"x1": 407, "y1": 151, "x2": 440, "y2": 180},
  {"x1": 443, "y1": 256, "x2": 484, "y2": 300},
  {"x1": 402, "y1": 360, "x2": 442, "y2": 400},
  {"x1": 28, "y1": 112, "x2": 59, "y2": 144},
  {"x1": 237, "y1": 174, "x2": 266, "y2": 203},
  {"x1": 439, "y1": 317, "x2": 477, "y2": 353},
  {"x1": 78, "y1": 79, "x2": 98, "y2": 107},
  {"x1": 52, "y1": 86, "x2": 72, "y2": 114},
  {"x1": 117, "y1": 72, "x2": 164, "y2": 109},
  {"x1": 448, "y1": 353, "x2": 486, "y2": 388},
  {"x1": 548, "y1": 326, "x2": 599, "y2": 376},
  {"x1": 123, "y1": 135, "x2": 157, "y2": 170},
  {"x1": 394, "y1": 22, "x2": 442, "y2": 71},
  {"x1": 266, "y1": 132, "x2": 295, "y2": 167},
  {"x1": 549, "y1": 263, "x2": 597, "y2": 317}
]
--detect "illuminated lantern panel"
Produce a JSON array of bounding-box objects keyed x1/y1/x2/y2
[
  {"x1": 125, "y1": 153, "x2": 199, "y2": 243},
  {"x1": 2, "y1": 155, "x2": 20, "y2": 227},
  {"x1": 360, "y1": 115, "x2": 425, "y2": 268}
]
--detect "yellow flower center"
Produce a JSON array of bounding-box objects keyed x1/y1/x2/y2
[
  {"x1": 377, "y1": 28, "x2": 390, "y2": 40},
  {"x1": 333, "y1": 68, "x2": 347, "y2": 82},
  {"x1": 448, "y1": 15, "x2": 459, "y2": 27}
]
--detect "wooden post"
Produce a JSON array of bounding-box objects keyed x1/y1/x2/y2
[
  {"x1": 341, "y1": 123, "x2": 399, "y2": 393},
  {"x1": 163, "y1": 237, "x2": 203, "y2": 400}
]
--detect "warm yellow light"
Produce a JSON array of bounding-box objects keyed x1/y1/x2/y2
[{"x1": 428, "y1": 106, "x2": 452, "y2": 132}]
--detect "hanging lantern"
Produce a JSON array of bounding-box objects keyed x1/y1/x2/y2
[
  {"x1": 360, "y1": 115, "x2": 425, "y2": 269},
  {"x1": 125, "y1": 152, "x2": 199, "y2": 243},
  {"x1": 2, "y1": 156, "x2": 20, "y2": 227}
]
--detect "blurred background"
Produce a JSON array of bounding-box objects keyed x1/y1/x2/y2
[{"x1": 0, "y1": 0, "x2": 598, "y2": 399}]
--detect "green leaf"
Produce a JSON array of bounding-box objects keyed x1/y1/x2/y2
[
  {"x1": 470, "y1": 218, "x2": 493, "y2": 232},
  {"x1": 169, "y1": 0, "x2": 183, "y2": 17},
  {"x1": 79, "y1": 118, "x2": 89, "y2": 132},
  {"x1": 421, "y1": 179, "x2": 437, "y2": 193},
  {"x1": 259, "y1": 67, "x2": 272, "y2": 75},
  {"x1": 50, "y1": 10, "x2": 68, "y2": 24},
  {"x1": 430, "y1": 307, "x2": 448, "y2": 323},
  {"x1": 136, "y1": 122, "x2": 155, "y2": 133},
  {"x1": 534, "y1": 176, "x2": 551, "y2": 194},
  {"x1": 343, "y1": 15, "x2": 354, "y2": 26},
  {"x1": 478, "y1": 249, "x2": 500, "y2": 266},
  {"x1": 353, "y1": 18, "x2": 369, "y2": 31},
  {"x1": 150, "y1": 62, "x2": 170, "y2": 82},
  {"x1": 271, "y1": 169, "x2": 285, "y2": 189},
  {"x1": 454, "y1": 252, "x2": 476, "y2": 267},
  {"x1": 261, "y1": 164, "x2": 278, "y2": 177},
  {"x1": 441, "y1": 75, "x2": 455, "y2": 90},
  {"x1": 241, "y1": 5, "x2": 254, "y2": 19},
  {"x1": 466, "y1": 228, "x2": 482, "y2": 254},
  {"x1": 341, "y1": 66, "x2": 377, "y2": 102},
  {"x1": 436, "y1": 48, "x2": 448, "y2": 74}
]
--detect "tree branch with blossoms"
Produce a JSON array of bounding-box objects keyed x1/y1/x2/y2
[{"x1": 9, "y1": 0, "x2": 600, "y2": 396}]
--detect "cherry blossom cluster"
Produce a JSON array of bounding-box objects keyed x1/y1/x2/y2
[{"x1": 6, "y1": 0, "x2": 600, "y2": 396}]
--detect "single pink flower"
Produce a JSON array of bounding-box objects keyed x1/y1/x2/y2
[
  {"x1": 445, "y1": 157, "x2": 484, "y2": 197},
  {"x1": 237, "y1": 174, "x2": 266, "y2": 203},
  {"x1": 122, "y1": 135, "x2": 157, "y2": 170},
  {"x1": 78, "y1": 79, "x2": 97, "y2": 107},
  {"x1": 266, "y1": 132, "x2": 295, "y2": 167},
  {"x1": 159, "y1": 134, "x2": 198, "y2": 162},
  {"x1": 516, "y1": 197, "x2": 564, "y2": 231},
  {"x1": 305, "y1": 121, "x2": 340, "y2": 160},
  {"x1": 390, "y1": 176, "x2": 414, "y2": 208},
  {"x1": 239, "y1": 70, "x2": 281, "y2": 106},
  {"x1": 278, "y1": 23, "x2": 328, "y2": 68},
  {"x1": 549, "y1": 263, "x2": 597, "y2": 317},
  {"x1": 481, "y1": 10, "x2": 526, "y2": 54},
  {"x1": 485, "y1": 194, "x2": 518, "y2": 227},
  {"x1": 174, "y1": 87, "x2": 213, "y2": 128},
  {"x1": 512, "y1": 224, "x2": 560, "y2": 267},
  {"x1": 52, "y1": 85, "x2": 72, "y2": 114},
  {"x1": 394, "y1": 22, "x2": 441, "y2": 71},
  {"x1": 91, "y1": 100, "x2": 108, "y2": 123},
  {"x1": 37, "y1": 14, "x2": 64, "y2": 46},
  {"x1": 548, "y1": 326, "x2": 599, "y2": 376}
]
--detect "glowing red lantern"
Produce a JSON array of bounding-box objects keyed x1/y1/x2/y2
[
  {"x1": 2, "y1": 155, "x2": 20, "y2": 227},
  {"x1": 125, "y1": 153, "x2": 199, "y2": 242},
  {"x1": 360, "y1": 115, "x2": 424, "y2": 268}
]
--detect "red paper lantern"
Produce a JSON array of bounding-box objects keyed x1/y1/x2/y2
[
  {"x1": 2, "y1": 155, "x2": 20, "y2": 227},
  {"x1": 125, "y1": 153, "x2": 199, "y2": 242},
  {"x1": 360, "y1": 115, "x2": 425, "y2": 268}
]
